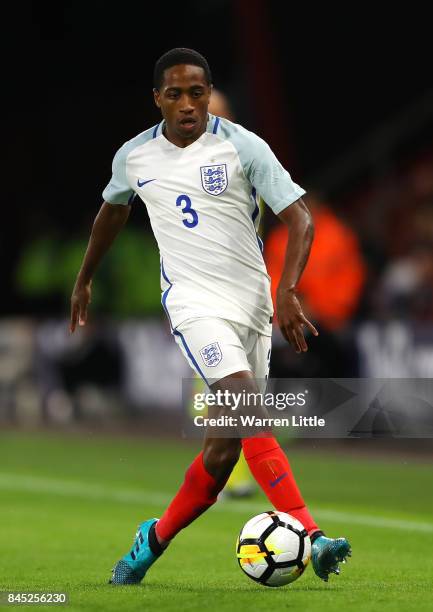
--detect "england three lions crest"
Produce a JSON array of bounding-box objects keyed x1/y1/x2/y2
[
  {"x1": 200, "y1": 164, "x2": 228, "y2": 196},
  {"x1": 200, "y1": 342, "x2": 223, "y2": 367}
]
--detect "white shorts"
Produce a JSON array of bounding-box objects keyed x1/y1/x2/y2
[{"x1": 173, "y1": 317, "x2": 271, "y2": 389}]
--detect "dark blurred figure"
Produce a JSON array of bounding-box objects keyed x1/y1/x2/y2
[
  {"x1": 358, "y1": 151, "x2": 433, "y2": 324},
  {"x1": 208, "y1": 88, "x2": 235, "y2": 121},
  {"x1": 378, "y1": 226, "x2": 433, "y2": 322}
]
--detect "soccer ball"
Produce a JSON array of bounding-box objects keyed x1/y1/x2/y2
[{"x1": 236, "y1": 511, "x2": 311, "y2": 587}]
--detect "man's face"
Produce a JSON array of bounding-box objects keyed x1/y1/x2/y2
[{"x1": 154, "y1": 64, "x2": 212, "y2": 145}]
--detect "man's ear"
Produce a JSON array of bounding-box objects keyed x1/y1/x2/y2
[{"x1": 153, "y1": 88, "x2": 161, "y2": 108}]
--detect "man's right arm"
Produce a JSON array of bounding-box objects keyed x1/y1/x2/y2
[{"x1": 70, "y1": 201, "x2": 131, "y2": 333}]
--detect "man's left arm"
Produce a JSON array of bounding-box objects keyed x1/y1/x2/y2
[
  {"x1": 238, "y1": 130, "x2": 318, "y2": 350},
  {"x1": 276, "y1": 198, "x2": 318, "y2": 353}
]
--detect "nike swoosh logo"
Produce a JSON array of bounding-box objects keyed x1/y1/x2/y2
[
  {"x1": 269, "y1": 472, "x2": 288, "y2": 488},
  {"x1": 137, "y1": 179, "x2": 156, "y2": 187}
]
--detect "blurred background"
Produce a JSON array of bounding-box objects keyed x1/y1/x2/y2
[{"x1": 3, "y1": 1, "x2": 433, "y2": 436}]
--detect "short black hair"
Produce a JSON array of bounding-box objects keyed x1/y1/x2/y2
[{"x1": 153, "y1": 48, "x2": 212, "y2": 89}]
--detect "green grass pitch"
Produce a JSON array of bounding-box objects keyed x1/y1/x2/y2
[{"x1": 1, "y1": 431, "x2": 432, "y2": 611}]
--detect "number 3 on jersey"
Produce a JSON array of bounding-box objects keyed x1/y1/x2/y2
[{"x1": 176, "y1": 194, "x2": 198, "y2": 228}]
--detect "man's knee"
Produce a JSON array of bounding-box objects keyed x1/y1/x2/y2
[{"x1": 203, "y1": 439, "x2": 241, "y2": 481}]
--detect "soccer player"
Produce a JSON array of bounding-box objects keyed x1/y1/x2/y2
[{"x1": 70, "y1": 48, "x2": 351, "y2": 584}]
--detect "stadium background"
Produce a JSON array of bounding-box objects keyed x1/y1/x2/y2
[{"x1": 1, "y1": 3, "x2": 433, "y2": 610}]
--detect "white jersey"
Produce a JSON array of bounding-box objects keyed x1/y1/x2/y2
[{"x1": 102, "y1": 114, "x2": 305, "y2": 336}]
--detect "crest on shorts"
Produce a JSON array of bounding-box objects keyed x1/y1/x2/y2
[
  {"x1": 200, "y1": 164, "x2": 228, "y2": 196},
  {"x1": 200, "y1": 342, "x2": 222, "y2": 367}
]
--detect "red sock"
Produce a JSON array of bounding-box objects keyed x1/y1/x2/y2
[
  {"x1": 156, "y1": 451, "x2": 225, "y2": 542},
  {"x1": 242, "y1": 435, "x2": 319, "y2": 535}
]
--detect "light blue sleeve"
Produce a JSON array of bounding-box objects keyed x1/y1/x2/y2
[
  {"x1": 222, "y1": 120, "x2": 306, "y2": 214},
  {"x1": 102, "y1": 144, "x2": 134, "y2": 205},
  {"x1": 102, "y1": 126, "x2": 157, "y2": 205}
]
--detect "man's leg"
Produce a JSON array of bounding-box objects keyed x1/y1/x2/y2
[
  {"x1": 186, "y1": 374, "x2": 254, "y2": 499},
  {"x1": 241, "y1": 434, "x2": 320, "y2": 533},
  {"x1": 110, "y1": 318, "x2": 251, "y2": 584},
  {"x1": 110, "y1": 433, "x2": 240, "y2": 584},
  {"x1": 228, "y1": 338, "x2": 321, "y2": 536},
  {"x1": 157, "y1": 370, "x2": 320, "y2": 542},
  {"x1": 202, "y1": 371, "x2": 350, "y2": 582},
  {"x1": 224, "y1": 370, "x2": 351, "y2": 581},
  {"x1": 155, "y1": 436, "x2": 241, "y2": 544},
  {"x1": 110, "y1": 418, "x2": 241, "y2": 584}
]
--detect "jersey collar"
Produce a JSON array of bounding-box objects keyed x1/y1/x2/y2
[{"x1": 153, "y1": 113, "x2": 220, "y2": 142}]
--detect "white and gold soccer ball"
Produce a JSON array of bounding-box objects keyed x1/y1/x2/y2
[{"x1": 236, "y1": 511, "x2": 311, "y2": 587}]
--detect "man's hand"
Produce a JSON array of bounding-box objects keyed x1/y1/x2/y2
[
  {"x1": 68, "y1": 202, "x2": 131, "y2": 335},
  {"x1": 70, "y1": 281, "x2": 92, "y2": 333},
  {"x1": 276, "y1": 287, "x2": 318, "y2": 353}
]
